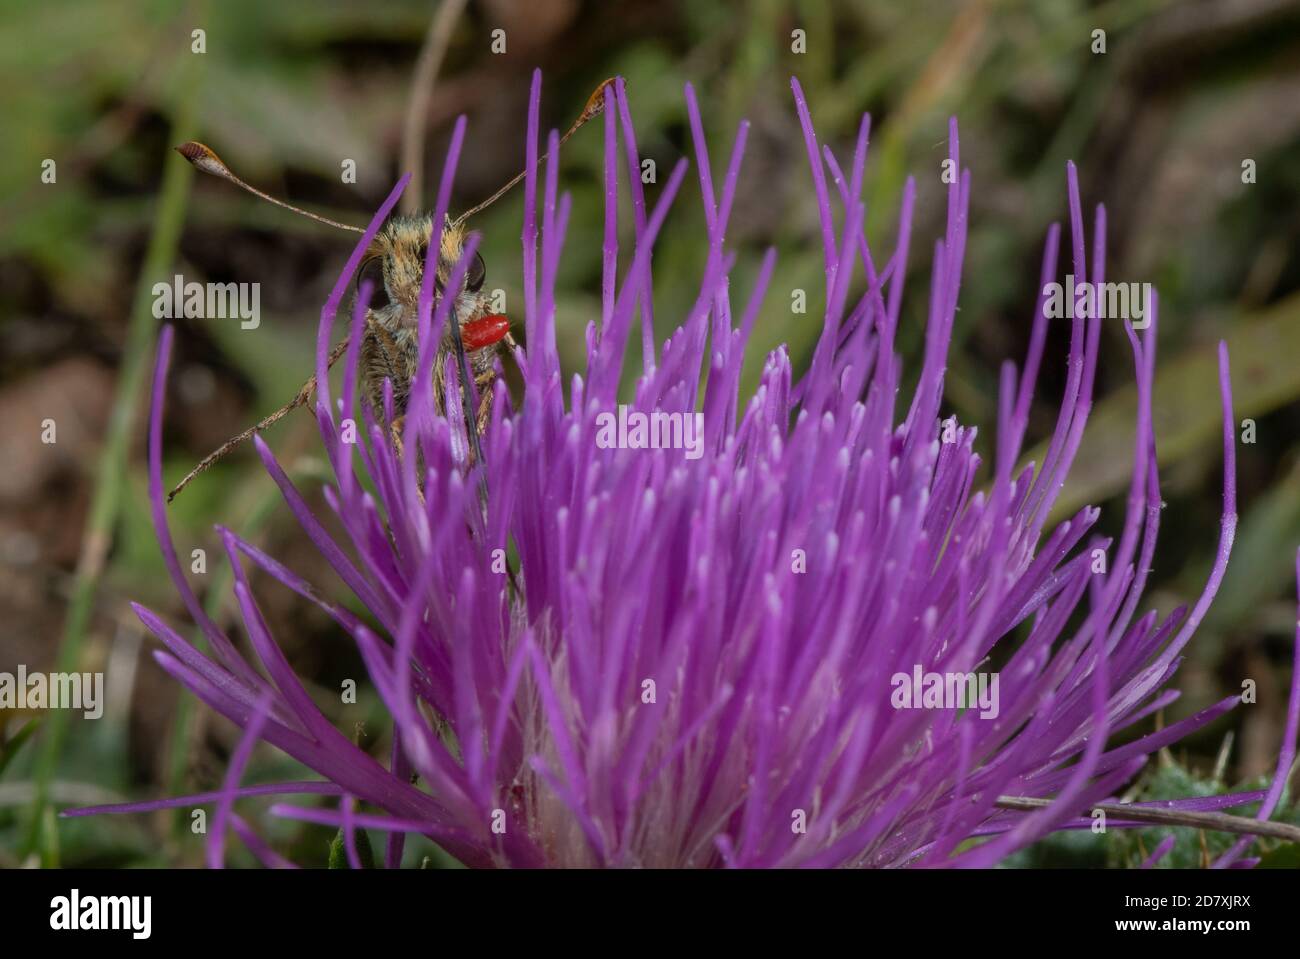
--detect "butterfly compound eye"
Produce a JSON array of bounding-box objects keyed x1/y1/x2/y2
[
  {"x1": 466, "y1": 251, "x2": 486, "y2": 292},
  {"x1": 356, "y1": 257, "x2": 390, "y2": 310}
]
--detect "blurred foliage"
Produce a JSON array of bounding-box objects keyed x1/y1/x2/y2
[
  {"x1": 0, "y1": 720, "x2": 41, "y2": 778},
  {"x1": 2, "y1": 0, "x2": 1299, "y2": 867}
]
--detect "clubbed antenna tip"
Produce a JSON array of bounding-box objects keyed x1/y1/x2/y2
[
  {"x1": 175, "y1": 140, "x2": 365, "y2": 235},
  {"x1": 175, "y1": 140, "x2": 231, "y2": 178}
]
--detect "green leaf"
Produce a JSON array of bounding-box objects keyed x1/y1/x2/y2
[{"x1": 328, "y1": 825, "x2": 375, "y2": 869}]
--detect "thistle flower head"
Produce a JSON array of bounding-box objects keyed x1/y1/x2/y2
[{"x1": 77, "y1": 73, "x2": 1300, "y2": 869}]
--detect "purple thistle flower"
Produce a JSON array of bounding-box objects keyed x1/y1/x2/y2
[{"x1": 70, "y1": 72, "x2": 1299, "y2": 869}]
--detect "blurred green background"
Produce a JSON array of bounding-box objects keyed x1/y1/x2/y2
[{"x1": 2, "y1": 0, "x2": 1299, "y2": 867}]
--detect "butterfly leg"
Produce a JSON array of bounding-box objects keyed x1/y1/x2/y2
[
  {"x1": 389, "y1": 414, "x2": 406, "y2": 461},
  {"x1": 473, "y1": 370, "x2": 495, "y2": 442}
]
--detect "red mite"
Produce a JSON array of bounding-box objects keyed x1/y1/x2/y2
[{"x1": 462, "y1": 314, "x2": 510, "y2": 351}]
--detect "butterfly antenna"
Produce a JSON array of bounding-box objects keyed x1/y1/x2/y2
[{"x1": 175, "y1": 141, "x2": 366, "y2": 234}]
